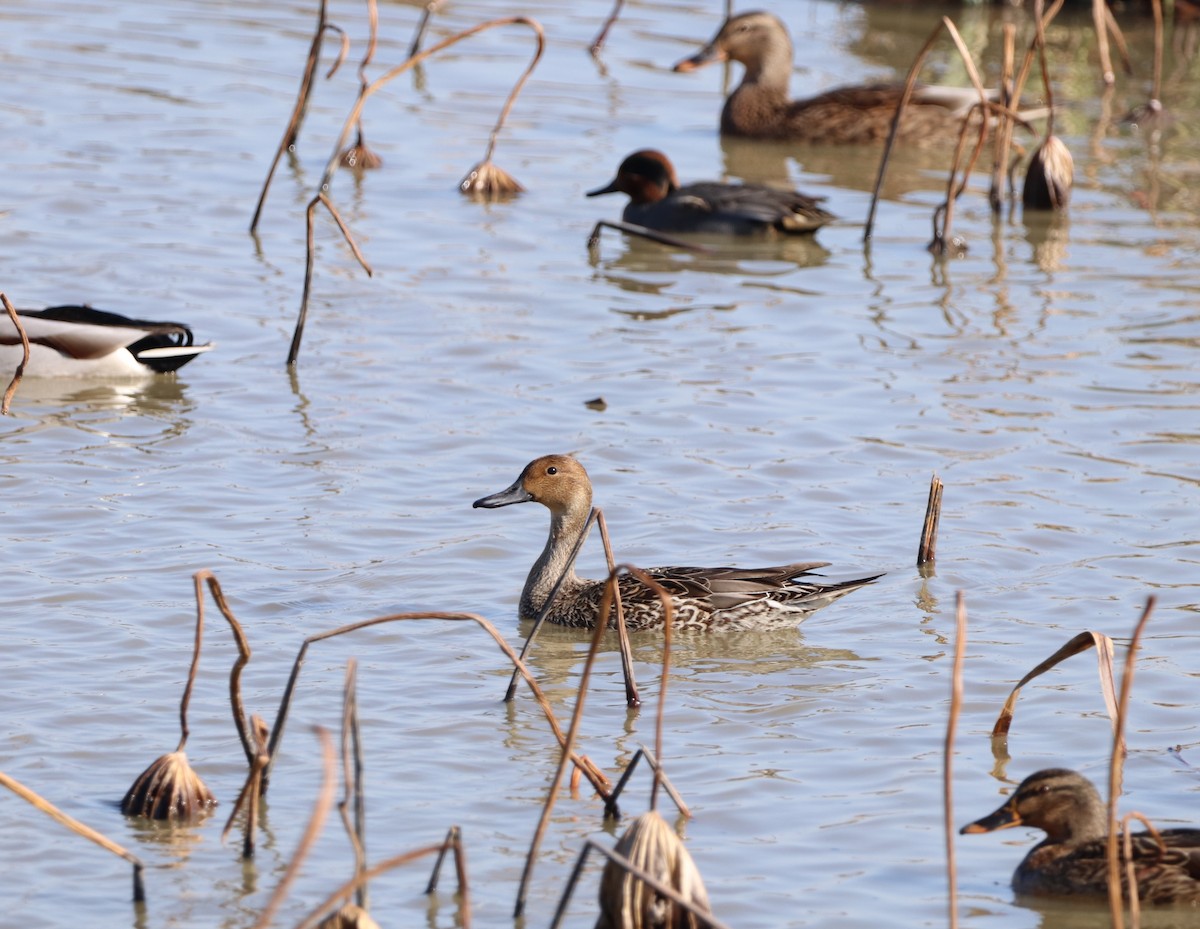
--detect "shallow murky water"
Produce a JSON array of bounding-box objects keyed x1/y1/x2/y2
[{"x1": 2, "y1": 1, "x2": 1199, "y2": 927}]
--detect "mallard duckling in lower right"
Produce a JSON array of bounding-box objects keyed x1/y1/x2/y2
[
  {"x1": 961, "y1": 768, "x2": 1200, "y2": 905},
  {"x1": 587, "y1": 149, "x2": 833, "y2": 237}
]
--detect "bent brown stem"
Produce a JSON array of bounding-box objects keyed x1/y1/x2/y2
[
  {"x1": 250, "y1": 727, "x2": 336, "y2": 929},
  {"x1": 944, "y1": 593, "x2": 966, "y2": 929},
  {"x1": 261, "y1": 612, "x2": 611, "y2": 800},
  {"x1": 1106, "y1": 596, "x2": 1156, "y2": 929},
  {"x1": 590, "y1": 0, "x2": 625, "y2": 56},
  {"x1": 1, "y1": 294, "x2": 30, "y2": 415},
  {"x1": 588, "y1": 219, "x2": 712, "y2": 252},
  {"x1": 338, "y1": 659, "x2": 369, "y2": 910},
  {"x1": 220, "y1": 715, "x2": 270, "y2": 858},
  {"x1": 597, "y1": 510, "x2": 640, "y2": 708},
  {"x1": 514, "y1": 565, "x2": 673, "y2": 918},
  {"x1": 250, "y1": 0, "x2": 349, "y2": 233},
  {"x1": 0, "y1": 770, "x2": 146, "y2": 902},
  {"x1": 194, "y1": 570, "x2": 254, "y2": 765}
]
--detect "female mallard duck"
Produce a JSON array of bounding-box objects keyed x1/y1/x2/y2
[
  {"x1": 673, "y1": 10, "x2": 1008, "y2": 145},
  {"x1": 0, "y1": 305, "x2": 213, "y2": 376},
  {"x1": 472, "y1": 454, "x2": 880, "y2": 632},
  {"x1": 961, "y1": 768, "x2": 1200, "y2": 904},
  {"x1": 587, "y1": 149, "x2": 834, "y2": 236}
]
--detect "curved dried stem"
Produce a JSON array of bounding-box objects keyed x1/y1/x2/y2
[
  {"x1": 176, "y1": 573, "x2": 207, "y2": 753},
  {"x1": 294, "y1": 841, "x2": 461, "y2": 929},
  {"x1": 1, "y1": 294, "x2": 30, "y2": 415},
  {"x1": 339, "y1": 0, "x2": 381, "y2": 172},
  {"x1": 590, "y1": 0, "x2": 625, "y2": 56},
  {"x1": 1106, "y1": 596, "x2": 1157, "y2": 929},
  {"x1": 597, "y1": 510, "x2": 640, "y2": 708},
  {"x1": 514, "y1": 564, "x2": 672, "y2": 918},
  {"x1": 944, "y1": 593, "x2": 966, "y2": 929},
  {"x1": 1122, "y1": 811, "x2": 1159, "y2": 923},
  {"x1": 250, "y1": 0, "x2": 347, "y2": 233},
  {"x1": 865, "y1": 20, "x2": 943, "y2": 242},
  {"x1": 251, "y1": 727, "x2": 337, "y2": 929},
  {"x1": 587, "y1": 219, "x2": 713, "y2": 253},
  {"x1": 221, "y1": 715, "x2": 270, "y2": 858},
  {"x1": 261, "y1": 612, "x2": 610, "y2": 800},
  {"x1": 504, "y1": 507, "x2": 600, "y2": 702},
  {"x1": 0, "y1": 770, "x2": 146, "y2": 902},
  {"x1": 338, "y1": 659, "x2": 369, "y2": 909},
  {"x1": 194, "y1": 570, "x2": 254, "y2": 764},
  {"x1": 408, "y1": 0, "x2": 448, "y2": 59}
]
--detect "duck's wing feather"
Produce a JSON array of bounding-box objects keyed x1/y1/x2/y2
[
  {"x1": 1035, "y1": 830, "x2": 1200, "y2": 902},
  {"x1": 620, "y1": 561, "x2": 881, "y2": 613},
  {"x1": 6, "y1": 306, "x2": 195, "y2": 359},
  {"x1": 678, "y1": 183, "x2": 834, "y2": 233}
]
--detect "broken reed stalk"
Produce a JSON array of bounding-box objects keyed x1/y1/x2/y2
[
  {"x1": 917, "y1": 474, "x2": 943, "y2": 567},
  {"x1": 221, "y1": 715, "x2": 271, "y2": 858},
  {"x1": 250, "y1": 727, "x2": 337, "y2": 929},
  {"x1": 1150, "y1": 0, "x2": 1164, "y2": 106},
  {"x1": 407, "y1": 0, "x2": 447, "y2": 59},
  {"x1": 338, "y1": 659, "x2": 369, "y2": 911},
  {"x1": 590, "y1": 0, "x2": 626, "y2": 56},
  {"x1": 597, "y1": 509, "x2": 641, "y2": 708},
  {"x1": 944, "y1": 592, "x2": 966, "y2": 929},
  {"x1": 587, "y1": 220, "x2": 713, "y2": 253},
  {"x1": 1, "y1": 294, "x2": 30, "y2": 415},
  {"x1": 0, "y1": 770, "x2": 146, "y2": 902},
  {"x1": 514, "y1": 566, "x2": 674, "y2": 919},
  {"x1": 504, "y1": 507, "x2": 600, "y2": 703},
  {"x1": 1092, "y1": 0, "x2": 1115, "y2": 85},
  {"x1": 551, "y1": 839, "x2": 729, "y2": 929},
  {"x1": 424, "y1": 825, "x2": 473, "y2": 929},
  {"x1": 1021, "y1": 0, "x2": 1074, "y2": 212},
  {"x1": 1106, "y1": 596, "x2": 1157, "y2": 929},
  {"x1": 287, "y1": 16, "x2": 545, "y2": 365},
  {"x1": 250, "y1": 0, "x2": 349, "y2": 232},
  {"x1": 261, "y1": 612, "x2": 611, "y2": 801},
  {"x1": 294, "y1": 839, "x2": 468, "y2": 929},
  {"x1": 649, "y1": 567, "x2": 676, "y2": 814}
]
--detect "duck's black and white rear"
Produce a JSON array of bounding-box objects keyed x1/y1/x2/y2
[{"x1": 0, "y1": 305, "x2": 214, "y2": 377}]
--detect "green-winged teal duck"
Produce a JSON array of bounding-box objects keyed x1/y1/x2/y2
[
  {"x1": 0, "y1": 305, "x2": 213, "y2": 376},
  {"x1": 962, "y1": 768, "x2": 1200, "y2": 904},
  {"x1": 472, "y1": 454, "x2": 881, "y2": 631},
  {"x1": 674, "y1": 10, "x2": 1007, "y2": 144},
  {"x1": 587, "y1": 149, "x2": 834, "y2": 236}
]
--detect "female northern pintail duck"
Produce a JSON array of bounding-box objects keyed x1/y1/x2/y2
[
  {"x1": 472, "y1": 454, "x2": 881, "y2": 632},
  {"x1": 587, "y1": 149, "x2": 834, "y2": 236},
  {"x1": 0, "y1": 305, "x2": 213, "y2": 376},
  {"x1": 961, "y1": 768, "x2": 1200, "y2": 904},
  {"x1": 674, "y1": 10, "x2": 1005, "y2": 144}
]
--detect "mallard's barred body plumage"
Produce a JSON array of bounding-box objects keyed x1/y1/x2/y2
[
  {"x1": 673, "y1": 11, "x2": 1029, "y2": 145},
  {"x1": 472, "y1": 454, "x2": 880, "y2": 632},
  {"x1": 962, "y1": 768, "x2": 1200, "y2": 905}
]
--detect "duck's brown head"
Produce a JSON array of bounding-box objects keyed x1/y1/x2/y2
[
  {"x1": 673, "y1": 11, "x2": 792, "y2": 74},
  {"x1": 586, "y1": 150, "x2": 679, "y2": 205},
  {"x1": 961, "y1": 768, "x2": 1106, "y2": 843},
  {"x1": 473, "y1": 454, "x2": 594, "y2": 516}
]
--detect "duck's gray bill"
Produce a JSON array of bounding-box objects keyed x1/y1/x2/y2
[{"x1": 473, "y1": 480, "x2": 533, "y2": 508}]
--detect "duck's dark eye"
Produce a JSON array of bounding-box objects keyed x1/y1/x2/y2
[{"x1": 546, "y1": 466, "x2": 558, "y2": 475}]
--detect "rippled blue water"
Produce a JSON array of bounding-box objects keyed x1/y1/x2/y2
[{"x1": 2, "y1": 1, "x2": 1199, "y2": 927}]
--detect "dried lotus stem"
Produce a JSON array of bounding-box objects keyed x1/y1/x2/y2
[
  {"x1": 250, "y1": 0, "x2": 349, "y2": 232},
  {"x1": 0, "y1": 769, "x2": 147, "y2": 902},
  {"x1": 220, "y1": 715, "x2": 271, "y2": 858},
  {"x1": 261, "y1": 611, "x2": 610, "y2": 801},
  {"x1": 121, "y1": 574, "x2": 219, "y2": 819},
  {"x1": 590, "y1": 0, "x2": 625, "y2": 56},
  {"x1": 338, "y1": 660, "x2": 369, "y2": 910},
  {"x1": 943, "y1": 593, "x2": 966, "y2": 929},
  {"x1": 1106, "y1": 597, "x2": 1156, "y2": 929},
  {"x1": 339, "y1": 0, "x2": 382, "y2": 172},
  {"x1": 1, "y1": 294, "x2": 30, "y2": 415},
  {"x1": 250, "y1": 727, "x2": 337, "y2": 929}
]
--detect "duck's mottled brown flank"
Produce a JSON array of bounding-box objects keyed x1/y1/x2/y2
[
  {"x1": 673, "y1": 10, "x2": 1039, "y2": 145},
  {"x1": 962, "y1": 767, "x2": 1200, "y2": 905}
]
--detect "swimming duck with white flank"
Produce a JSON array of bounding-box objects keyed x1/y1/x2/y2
[
  {"x1": 0, "y1": 305, "x2": 213, "y2": 376},
  {"x1": 961, "y1": 768, "x2": 1200, "y2": 904},
  {"x1": 587, "y1": 149, "x2": 834, "y2": 236},
  {"x1": 674, "y1": 10, "x2": 1028, "y2": 145},
  {"x1": 472, "y1": 454, "x2": 881, "y2": 632}
]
